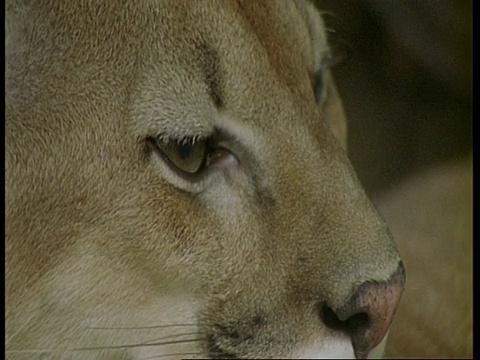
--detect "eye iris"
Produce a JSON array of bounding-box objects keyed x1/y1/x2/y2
[
  {"x1": 168, "y1": 141, "x2": 206, "y2": 174},
  {"x1": 149, "y1": 137, "x2": 208, "y2": 175},
  {"x1": 177, "y1": 143, "x2": 194, "y2": 160},
  {"x1": 149, "y1": 135, "x2": 231, "y2": 177}
]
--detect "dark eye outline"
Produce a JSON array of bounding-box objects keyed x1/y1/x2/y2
[
  {"x1": 146, "y1": 134, "x2": 231, "y2": 181},
  {"x1": 313, "y1": 68, "x2": 325, "y2": 103}
]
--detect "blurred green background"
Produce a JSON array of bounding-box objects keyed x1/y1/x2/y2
[{"x1": 314, "y1": 0, "x2": 472, "y2": 196}]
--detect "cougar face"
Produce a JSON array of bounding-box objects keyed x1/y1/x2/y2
[{"x1": 5, "y1": 1, "x2": 404, "y2": 359}]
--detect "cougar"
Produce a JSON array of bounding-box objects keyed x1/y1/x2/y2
[{"x1": 5, "y1": 1, "x2": 405, "y2": 359}]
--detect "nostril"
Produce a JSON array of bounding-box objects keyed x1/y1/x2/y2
[
  {"x1": 318, "y1": 262, "x2": 405, "y2": 359},
  {"x1": 321, "y1": 304, "x2": 370, "y2": 338}
]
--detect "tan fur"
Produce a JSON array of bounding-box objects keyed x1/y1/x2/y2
[
  {"x1": 377, "y1": 159, "x2": 473, "y2": 358},
  {"x1": 6, "y1": 1, "x2": 402, "y2": 359}
]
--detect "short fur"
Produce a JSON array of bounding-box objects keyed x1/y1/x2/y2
[{"x1": 6, "y1": 1, "x2": 403, "y2": 359}]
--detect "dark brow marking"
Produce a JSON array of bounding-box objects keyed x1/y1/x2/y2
[{"x1": 195, "y1": 40, "x2": 223, "y2": 108}]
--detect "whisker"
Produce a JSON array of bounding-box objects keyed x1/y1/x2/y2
[
  {"x1": 138, "y1": 332, "x2": 200, "y2": 346},
  {"x1": 6, "y1": 349, "x2": 61, "y2": 354},
  {"x1": 72, "y1": 338, "x2": 206, "y2": 352},
  {"x1": 325, "y1": 27, "x2": 337, "y2": 35},
  {"x1": 7, "y1": 326, "x2": 204, "y2": 355},
  {"x1": 319, "y1": 10, "x2": 338, "y2": 19},
  {"x1": 7, "y1": 338, "x2": 205, "y2": 355},
  {"x1": 5, "y1": 316, "x2": 36, "y2": 345},
  {"x1": 88, "y1": 323, "x2": 199, "y2": 331},
  {"x1": 139, "y1": 351, "x2": 203, "y2": 360}
]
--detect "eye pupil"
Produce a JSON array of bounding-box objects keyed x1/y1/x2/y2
[{"x1": 177, "y1": 143, "x2": 194, "y2": 160}]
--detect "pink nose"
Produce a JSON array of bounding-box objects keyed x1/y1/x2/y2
[{"x1": 321, "y1": 262, "x2": 405, "y2": 359}]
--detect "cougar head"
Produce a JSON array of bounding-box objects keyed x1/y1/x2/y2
[{"x1": 6, "y1": 1, "x2": 404, "y2": 358}]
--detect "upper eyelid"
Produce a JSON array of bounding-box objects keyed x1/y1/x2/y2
[
  {"x1": 146, "y1": 108, "x2": 218, "y2": 145},
  {"x1": 150, "y1": 112, "x2": 263, "y2": 168},
  {"x1": 152, "y1": 132, "x2": 212, "y2": 147}
]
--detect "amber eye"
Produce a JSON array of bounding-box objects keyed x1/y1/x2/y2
[
  {"x1": 149, "y1": 137, "x2": 207, "y2": 174},
  {"x1": 148, "y1": 134, "x2": 233, "y2": 178}
]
